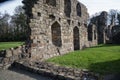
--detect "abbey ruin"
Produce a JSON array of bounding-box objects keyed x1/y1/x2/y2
[
  {"x1": 22, "y1": 0, "x2": 89, "y2": 60},
  {"x1": 0, "y1": 0, "x2": 116, "y2": 62},
  {"x1": 0, "y1": 1, "x2": 120, "y2": 79},
  {"x1": 22, "y1": 0, "x2": 115, "y2": 60}
]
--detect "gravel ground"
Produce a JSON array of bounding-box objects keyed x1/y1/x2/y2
[{"x1": 0, "y1": 68, "x2": 53, "y2": 80}]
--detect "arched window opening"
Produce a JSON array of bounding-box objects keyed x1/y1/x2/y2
[
  {"x1": 88, "y1": 25, "x2": 93, "y2": 41},
  {"x1": 51, "y1": 22, "x2": 62, "y2": 47},
  {"x1": 73, "y1": 27, "x2": 80, "y2": 50},
  {"x1": 64, "y1": 0, "x2": 71, "y2": 17},
  {"x1": 76, "y1": 3, "x2": 81, "y2": 17}
]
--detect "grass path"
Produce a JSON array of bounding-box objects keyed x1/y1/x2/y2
[
  {"x1": 0, "y1": 42, "x2": 24, "y2": 50},
  {"x1": 47, "y1": 44, "x2": 120, "y2": 74}
]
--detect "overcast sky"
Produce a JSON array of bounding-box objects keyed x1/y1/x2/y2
[
  {"x1": 0, "y1": 0, "x2": 23, "y2": 15},
  {"x1": 80, "y1": 0, "x2": 120, "y2": 15},
  {"x1": 0, "y1": 0, "x2": 120, "y2": 16}
]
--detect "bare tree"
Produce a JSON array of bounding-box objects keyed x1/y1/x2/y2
[{"x1": 108, "y1": 9, "x2": 118, "y2": 25}]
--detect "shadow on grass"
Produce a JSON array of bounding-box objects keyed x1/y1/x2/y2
[
  {"x1": 89, "y1": 44, "x2": 120, "y2": 48},
  {"x1": 89, "y1": 59, "x2": 120, "y2": 75}
]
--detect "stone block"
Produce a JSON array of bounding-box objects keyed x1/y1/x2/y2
[{"x1": 6, "y1": 49, "x2": 12, "y2": 58}]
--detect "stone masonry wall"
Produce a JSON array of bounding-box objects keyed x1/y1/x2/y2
[
  {"x1": 89, "y1": 11, "x2": 108, "y2": 45},
  {"x1": 0, "y1": 45, "x2": 29, "y2": 69},
  {"x1": 23, "y1": 0, "x2": 90, "y2": 60},
  {"x1": 88, "y1": 24, "x2": 98, "y2": 47}
]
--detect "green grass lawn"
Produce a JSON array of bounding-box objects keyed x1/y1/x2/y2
[
  {"x1": 0, "y1": 42, "x2": 24, "y2": 50},
  {"x1": 47, "y1": 44, "x2": 120, "y2": 74}
]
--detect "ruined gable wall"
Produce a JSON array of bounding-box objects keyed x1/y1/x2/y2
[{"x1": 23, "y1": 0, "x2": 89, "y2": 60}]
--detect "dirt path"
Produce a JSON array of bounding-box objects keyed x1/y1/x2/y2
[{"x1": 0, "y1": 68, "x2": 53, "y2": 80}]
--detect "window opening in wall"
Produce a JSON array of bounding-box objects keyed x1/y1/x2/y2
[
  {"x1": 78, "y1": 22, "x2": 81, "y2": 26},
  {"x1": 37, "y1": 12, "x2": 41, "y2": 16},
  {"x1": 67, "y1": 20, "x2": 71, "y2": 25},
  {"x1": 46, "y1": 0, "x2": 56, "y2": 7},
  {"x1": 73, "y1": 26, "x2": 80, "y2": 50},
  {"x1": 88, "y1": 25, "x2": 93, "y2": 41},
  {"x1": 64, "y1": 0, "x2": 71, "y2": 17},
  {"x1": 51, "y1": 21, "x2": 62, "y2": 47},
  {"x1": 59, "y1": 18, "x2": 61, "y2": 21},
  {"x1": 76, "y1": 3, "x2": 81, "y2": 17},
  {"x1": 94, "y1": 30, "x2": 97, "y2": 40},
  {"x1": 49, "y1": 14, "x2": 55, "y2": 20}
]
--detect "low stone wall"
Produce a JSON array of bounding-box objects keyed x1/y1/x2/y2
[
  {"x1": 0, "y1": 45, "x2": 29, "y2": 69},
  {"x1": 13, "y1": 61, "x2": 100, "y2": 80}
]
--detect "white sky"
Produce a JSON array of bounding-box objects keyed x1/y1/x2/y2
[
  {"x1": 79, "y1": 0, "x2": 120, "y2": 15},
  {"x1": 0, "y1": 0, "x2": 23, "y2": 15},
  {"x1": 0, "y1": 0, "x2": 120, "y2": 16}
]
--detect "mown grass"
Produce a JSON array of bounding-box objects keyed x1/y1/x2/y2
[
  {"x1": 0, "y1": 42, "x2": 24, "y2": 50},
  {"x1": 47, "y1": 44, "x2": 120, "y2": 74}
]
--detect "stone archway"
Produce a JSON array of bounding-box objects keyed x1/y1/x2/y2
[
  {"x1": 51, "y1": 21, "x2": 62, "y2": 47},
  {"x1": 73, "y1": 27, "x2": 80, "y2": 50}
]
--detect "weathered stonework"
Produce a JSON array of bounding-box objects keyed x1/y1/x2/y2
[
  {"x1": 88, "y1": 23, "x2": 98, "y2": 47},
  {"x1": 89, "y1": 11, "x2": 108, "y2": 45},
  {"x1": 105, "y1": 14, "x2": 120, "y2": 44},
  {"x1": 89, "y1": 11, "x2": 120, "y2": 44},
  {"x1": 23, "y1": 0, "x2": 89, "y2": 60},
  {"x1": 0, "y1": 45, "x2": 29, "y2": 69},
  {"x1": 106, "y1": 25, "x2": 120, "y2": 44},
  {"x1": 13, "y1": 60, "x2": 99, "y2": 80}
]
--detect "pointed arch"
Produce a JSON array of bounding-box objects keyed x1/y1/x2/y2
[
  {"x1": 51, "y1": 21, "x2": 62, "y2": 47},
  {"x1": 76, "y1": 3, "x2": 81, "y2": 17},
  {"x1": 88, "y1": 24, "x2": 93, "y2": 41},
  {"x1": 64, "y1": 0, "x2": 71, "y2": 17},
  {"x1": 73, "y1": 26, "x2": 80, "y2": 50}
]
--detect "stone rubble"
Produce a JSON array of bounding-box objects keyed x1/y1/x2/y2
[{"x1": 13, "y1": 60, "x2": 99, "y2": 80}]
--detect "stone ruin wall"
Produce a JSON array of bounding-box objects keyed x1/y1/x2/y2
[
  {"x1": 23, "y1": 0, "x2": 97, "y2": 60},
  {"x1": 0, "y1": 45, "x2": 29, "y2": 69},
  {"x1": 88, "y1": 24, "x2": 98, "y2": 47},
  {"x1": 88, "y1": 11, "x2": 108, "y2": 45},
  {"x1": 106, "y1": 25, "x2": 120, "y2": 44}
]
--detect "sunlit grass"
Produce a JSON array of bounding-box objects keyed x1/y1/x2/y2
[
  {"x1": 0, "y1": 42, "x2": 24, "y2": 50},
  {"x1": 47, "y1": 44, "x2": 120, "y2": 74}
]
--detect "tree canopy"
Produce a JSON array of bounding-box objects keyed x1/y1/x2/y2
[{"x1": 0, "y1": 5, "x2": 29, "y2": 42}]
